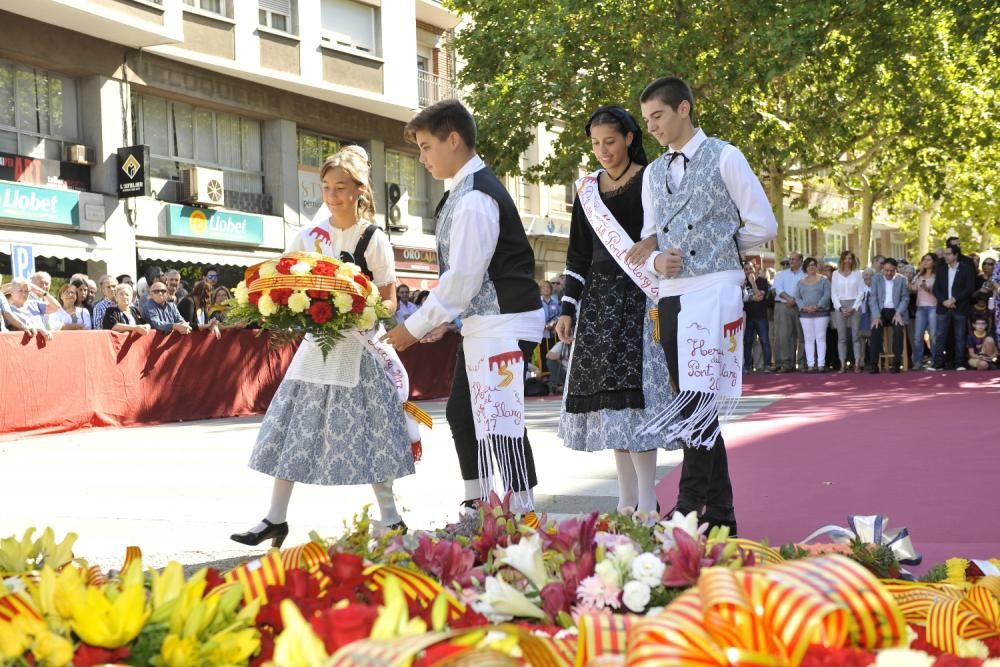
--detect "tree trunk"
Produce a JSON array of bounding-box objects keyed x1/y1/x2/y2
[
  {"x1": 858, "y1": 181, "x2": 874, "y2": 267},
  {"x1": 980, "y1": 225, "x2": 992, "y2": 253},
  {"x1": 768, "y1": 170, "x2": 785, "y2": 266}
]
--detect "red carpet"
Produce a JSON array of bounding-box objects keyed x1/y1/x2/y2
[{"x1": 656, "y1": 370, "x2": 1000, "y2": 574}]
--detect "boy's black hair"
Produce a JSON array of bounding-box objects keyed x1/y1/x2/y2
[
  {"x1": 404, "y1": 99, "x2": 476, "y2": 149},
  {"x1": 639, "y1": 76, "x2": 695, "y2": 117}
]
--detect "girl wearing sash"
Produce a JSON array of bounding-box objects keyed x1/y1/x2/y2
[
  {"x1": 231, "y1": 146, "x2": 416, "y2": 548},
  {"x1": 555, "y1": 106, "x2": 680, "y2": 514}
]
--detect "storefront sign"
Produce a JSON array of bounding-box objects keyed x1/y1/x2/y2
[
  {"x1": 167, "y1": 205, "x2": 264, "y2": 245},
  {"x1": 0, "y1": 182, "x2": 79, "y2": 226},
  {"x1": 298, "y1": 167, "x2": 323, "y2": 225},
  {"x1": 117, "y1": 145, "x2": 151, "y2": 198},
  {"x1": 0, "y1": 152, "x2": 91, "y2": 191},
  {"x1": 392, "y1": 245, "x2": 438, "y2": 272}
]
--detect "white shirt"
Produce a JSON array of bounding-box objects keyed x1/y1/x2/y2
[
  {"x1": 883, "y1": 277, "x2": 896, "y2": 308},
  {"x1": 404, "y1": 155, "x2": 544, "y2": 342},
  {"x1": 288, "y1": 217, "x2": 396, "y2": 287},
  {"x1": 49, "y1": 307, "x2": 93, "y2": 330},
  {"x1": 947, "y1": 264, "x2": 957, "y2": 299},
  {"x1": 640, "y1": 129, "x2": 778, "y2": 293},
  {"x1": 772, "y1": 268, "x2": 804, "y2": 304},
  {"x1": 831, "y1": 270, "x2": 865, "y2": 309}
]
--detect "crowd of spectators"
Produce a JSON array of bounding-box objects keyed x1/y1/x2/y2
[
  {"x1": 743, "y1": 237, "x2": 999, "y2": 374},
  {"x1": 0, "y1": 265, "x2": 241, "y2": 340}
]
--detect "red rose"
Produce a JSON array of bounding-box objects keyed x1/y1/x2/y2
[
  {"x1": 249, "y1": 292, "x2": 262, "y2": 305},
  {"x1": 270, "y1": 288, "x2": 292, "y2": 305},
  {"x1": 353, "y1": 274, "x2": 370, "y2": 289},
  {"x1": 73, "y1": 645, "x2": 131, "y2": 667},
  {"x1": 351, "y1": 294, "x2": 366, "y2": 314},
  {"x1": 247, "y1": 270, "x2": 261, "y2": 286},
  {"x1": 328, "y1": 552, "x2": 365, "y2": 582},
  {"x1": 310, "y1": 604, "x2": 378, "y2": 654},
  {"x1": 309, "y1": 301, "x2": 333, "y2": 325},
  {"x1": 276, "y1": 258, "x2": 297, "y2": 275},
  {"x1": 307, "y1": 290, "x2": 330, "y2": 300},
  {"x1": 312, "y1": 261, "x2": 336, "y2": 277}
]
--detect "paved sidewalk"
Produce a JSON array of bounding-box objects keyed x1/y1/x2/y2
[{"x1": 0, "y1": 396, "x2": 775, "y2": 571}]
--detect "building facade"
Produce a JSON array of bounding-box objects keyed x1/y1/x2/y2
[{"x1": 0, "y1": 0, "x2": 457, "y2": 287}]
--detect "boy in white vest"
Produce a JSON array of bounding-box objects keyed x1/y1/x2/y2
[
  {"x1": 628, "y1": 76, "x2": 778, "y2": 535},
  {"x1": 383, "y1": 100, "x2": 544, "y2": 523}
]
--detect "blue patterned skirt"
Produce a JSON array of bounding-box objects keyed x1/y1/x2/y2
[{"x1": 248, "y1": 346, "x2": 415, "y2": 486}]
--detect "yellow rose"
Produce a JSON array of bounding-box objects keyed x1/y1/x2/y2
[
  {"x1": 258, "y1": 261, "x2": 278, "y2": 278},
  {"x1": 289, "y1": 261, "x2": 313, "y2": 276},
  {"x1": 258, "y1": 294, "x2": 278, "y2": 317},
  {"x1": 234, "y1": 281, "x2": 250, "y2": 305},
  {"x1": 358, "y1": 307, "x2": 377, "y2": 331},
  {"x1": 288, "y1": 291, "x2": 311, "y2": 314},
  {"x1": 333, "y1": 292, "x2": 353, "y2": 314}
]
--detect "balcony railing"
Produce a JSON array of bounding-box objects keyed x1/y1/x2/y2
[{"x1": 417, "y1": 69, "x2": 457, "y2": 108}]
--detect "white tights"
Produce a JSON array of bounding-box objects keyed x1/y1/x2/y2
[{"x1": 613, "y1": 449, "x2": 659, "y2": 513}]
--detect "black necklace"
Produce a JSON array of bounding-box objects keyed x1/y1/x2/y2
[{"x1": 605, "y1": 159, "x2": 632, "y2": 182}]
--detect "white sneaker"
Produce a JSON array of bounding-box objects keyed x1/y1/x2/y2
[{"x1": 956, "y1": 366, "x2": 967, "y2": 371}]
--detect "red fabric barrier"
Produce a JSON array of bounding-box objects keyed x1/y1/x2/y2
[{"x1": 0, "y1": 328, "x2": 461, "y2": 438}]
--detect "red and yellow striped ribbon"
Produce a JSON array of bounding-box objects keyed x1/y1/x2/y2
[
  {"x1": 576, "y1": 612, "x2": 634, "y2": 666},
  {"x1": 224, "y1": 549, "x2": 285, "y2": 604},
  {"x1": 881, "y1": 580, "x2": 1000, "y2": 653},
  {"x1": 249, "y1": 274, "x2": 360, "y2": 296},
  {"x1": 625, "y1": 555, "x2": 904, "y2": 667},
  {"x1": 328, "y1": 630, "x2": 466, "y2": 667},
  {"x1": 121, "y1": 546, "x2": 142, "y2": 573},
  {"x1": 0, "y1": 591, "x2": 42, "y2": 623},
  {"x1": 365, "y1": 564, "x2": 467, "y2": 619},
  {"x1": 404, "y1": 401, "x2": 434, "y2": 429},
  {"x1": 280, "y1": 541, "x2": 330, "y2": 572},
  {"x1": 85, "y1": 565, "x2": 108, "y2": 587},
  {"x1": 727, "y1": 538, "x2": 785, "y2": 566}
]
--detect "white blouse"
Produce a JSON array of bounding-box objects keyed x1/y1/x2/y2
[
  {"x1": 288, "y1": 218, "x2": 396, "y2": 286},
  {"x1": 831, "y1": 270, "x2": 865, "y2": 309},
  {"x1": 49, "y1": 307, "x2": 92, "y2": 330}
]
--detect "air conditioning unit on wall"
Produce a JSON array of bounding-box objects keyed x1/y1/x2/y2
[{"x1": 180, "y1": 167, "x2": 225, "y2": 206}]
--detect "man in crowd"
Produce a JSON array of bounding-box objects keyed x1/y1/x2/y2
[
  {"x1": 867, "y1": 258, "x2": 909, "y2": 373},
  {"x1": 30, "y1": 271, "x2": 52, "y2": 299},
  {"x1": 932, "y1": 244, "x2": 975, "y2": 370},
  {"x1": 743, "y1": 262, "x2": 772, "y2": 372},
  {"x1": 550, "y1": 274, "x2": 565, "y2": 299},
  {"x1": 772, "y1": 252, "x2": 804, "y2": 372},
  {"x1": 163, "y1": 269, "x2": 186, "y2": 302},
  {"x1": 91, "y1": 275, "x2": 118, "y2": 327},
  {"x1": 203, "y1": 267, "x2": 220, "y2": 290},
  {"x1": 142, "y1": 281, "x2": 192, "y2": 335},
  {"x1": 395, "y1": 284, "x2": 419, "y2": 323}
]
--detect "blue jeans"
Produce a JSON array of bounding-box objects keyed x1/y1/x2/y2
[
  {"x1": 933, "y1": 311, "x2": 967, "y2": 369},
  {"x1": 743, "y1": 317, "x2": 772, "y2": 369},
  {"x1": 912, "y1": 306, "x2": 936, "y2": 367}
]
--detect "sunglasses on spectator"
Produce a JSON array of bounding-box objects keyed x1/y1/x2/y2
[
  {"x1": 207, "y1": 273, "x2": 219, "y2": 279},
  {"x1": 151, "y1": 288, "x2": 167, "y2": 294}
]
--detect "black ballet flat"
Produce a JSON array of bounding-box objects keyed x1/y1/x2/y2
[
  {"x1": 230, "y1": 519, "x2": 289, "y2": 548},
  {"x1": 383, "y1": 520, "x2": 408, "y2": 535}
]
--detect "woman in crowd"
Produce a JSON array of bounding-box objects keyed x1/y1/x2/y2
[
  {"x1": 178, "y1": 280, "x2": 221, "y2": 338},
  {"x1": 209, "y1": 286, "x2": 235, "y2": 324},
  {"x1": 554, "y1": 105, "x2": 678, "y2": 514},
  {"x1": 50, "y1": 283, "x2": 92, "y2": 330},
  {"x1": 793, "y1": 257, "x2": 832, "y2": 372},
  {"x1": 70, "y1": 277, "x2": 93, "y2": 315},
  {"x1": 101, "y1": 284, "x2": 151, "y2": 336},
  {"x1": 232, "y1": 145, "x2": 413, "y2": 548},
  {"x1": 830, "y1": 250, "x2": 864, "y2": 373},
  {"x1": 910, "y1": 252, "x2": 937, "y2": 369}
]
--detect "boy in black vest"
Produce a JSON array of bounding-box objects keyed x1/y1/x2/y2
[{"x1": 383, "y1": 100, "x2": 544, "y2": 522}]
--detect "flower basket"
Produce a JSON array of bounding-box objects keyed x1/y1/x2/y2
[{"x1": 227, "y1": 251, "x2": 390, "y2": 358}]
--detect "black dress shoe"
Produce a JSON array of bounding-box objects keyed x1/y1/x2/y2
[
  {"x1": 230, "y1": 519, "x2": 289, "y2": 548},
  {"x1": 383, "y1": 520, "x2": 408, "y2": 534}
]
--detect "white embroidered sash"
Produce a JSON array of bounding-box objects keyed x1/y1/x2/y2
[
  {"x1": 575, "y1": 170, "x2": 660, "y2": 301},
  {"x1": 462, "y1": 335, "x2": 531, "y2": 498}
]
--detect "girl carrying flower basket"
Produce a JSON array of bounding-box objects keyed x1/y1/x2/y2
[{"x1": 230, "y1": 145, "x2": 416, "y2": 547}]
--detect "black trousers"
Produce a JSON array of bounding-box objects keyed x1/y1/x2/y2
[
  {"x1": 446, "y1": 339, "x2": 538, "y2": 492},
  {"x1": 870, "y1": 308, "x2": 905, "y2": 369},
  {"x1": 658, "y1": 296, "x2": 735, "y2": 523}
]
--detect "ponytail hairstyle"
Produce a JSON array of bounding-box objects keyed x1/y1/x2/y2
[{"x1": 320, "y1": 145, "x2": 377, "y2": 222}]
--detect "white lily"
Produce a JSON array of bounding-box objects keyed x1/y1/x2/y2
[
  {"x1": 479, "y1": 576, "x2": 546, "y2": 620},
  {"x1": 497, "y1": 532, "x2": 548, "y2": 590}
]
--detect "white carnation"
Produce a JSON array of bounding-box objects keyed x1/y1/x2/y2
[
  {"x1": 630, "y1": 552, "x2": 666, "y2": 587},
  {"x1": 594, "y1": 559, "x2": 621, "y2": 589},
  {"x1": 621, "y1": 580, "x2": 651, "y2": 613}
]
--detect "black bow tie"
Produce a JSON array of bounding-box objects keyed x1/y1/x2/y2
[
  {"x1": 434, "y1": 190, "x2": 450, "y2": 217},
  {"x1": 666, "y1": 151, "x2": 689, "y2": 169}
]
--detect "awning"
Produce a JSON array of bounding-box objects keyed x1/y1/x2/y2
[
  {"x1": 396, "y1": 270, "x2": 438, "y2": 290},
  {"x1": 136, "y1": 240, "x2": 282, "y2": 268},
  {"x1": 2, "y1": 231, "x2": 111, "y2": 263}
]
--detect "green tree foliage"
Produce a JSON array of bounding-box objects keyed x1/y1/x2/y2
[{"x1": 447, "y1": 0, "x2": 999, "y2": 259}]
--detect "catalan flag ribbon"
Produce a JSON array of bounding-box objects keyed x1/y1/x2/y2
[
  {"x1": 625, "y1": 555, "x2": 906, "y2": 667},
  {"x1": 280, "y1": 541, "x2": 330, "y2": 572},
  {"x1": 121, "y1": 546, "x2": 142, "y2": 574},
  {"x1": 881, "y1": 580, "x2": 1000, "y2": 654},
  {"x1": 404, "y1": 402, "x2": 434, "y2": 429},
  {"x1": 365, "y1": 564, "x2": 466, "y2": 619},
  {"x1": 328, "y1": 630, "x2": 465, "y2": 667},
  {"x1": 224, "y1": 549, "x2": 285, "y2": 604},
  {"x1": 0, "y1": 591, "x2": 42, "y2": 624},
  {"x1": 576, "y1": 612, "x2": 634, "y2": 666}
]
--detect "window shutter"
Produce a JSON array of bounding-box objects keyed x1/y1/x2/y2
[{"x1": 259, "y1": 0, "x2": 290, "y2": 14}]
